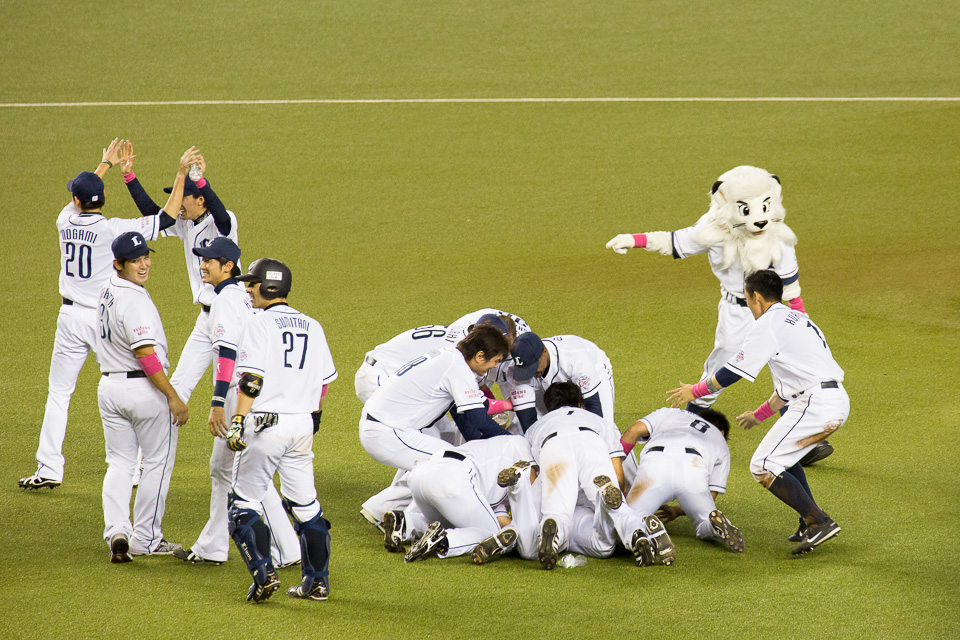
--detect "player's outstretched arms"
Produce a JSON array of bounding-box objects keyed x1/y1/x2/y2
[
  {"x1": 193, "y1": 154, "x2": 232, "y2": 236},
  {"x1": 94, "y1": 138, "x2": 122, "y2": 178},
  {"x1": 666, "y1": 383, "x2": 696, "y2": 408},
  {"x1": 737, "y1": 392, "x2": 786, "y2": 430},
  {"x1": 160, "y1": 146, "x2": 201, "y2": 218},
  {"x1": 605, "y1": 232, "x2": 673, "y2": 256}
]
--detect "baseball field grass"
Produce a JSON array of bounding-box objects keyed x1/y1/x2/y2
[{"x1": 1, "y1": 1, "x2": 958, "y2": 639}]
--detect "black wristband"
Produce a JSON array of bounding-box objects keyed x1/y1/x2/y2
[
  {"x1": 312, "y1": 411, "x2": 322, "y2": 434},
  {"x1": 100, "y1": 160, "x2": 113, "y2": 167}
]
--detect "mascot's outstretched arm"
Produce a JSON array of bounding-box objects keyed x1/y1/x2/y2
[{"x1": 605, "y1": 232, "x2": 673, "y2": 256}]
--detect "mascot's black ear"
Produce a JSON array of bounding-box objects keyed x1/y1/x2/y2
[
  {"x1": 771, "y1": 174, "x2": 781, "y2": 184},
  {"x1": 711, "y1": 180, "x2": 723, "y2": 194}
]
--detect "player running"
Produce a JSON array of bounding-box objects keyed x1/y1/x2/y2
[{"x1": 668, "y1": 269, "x2": 850, "y2": 555}]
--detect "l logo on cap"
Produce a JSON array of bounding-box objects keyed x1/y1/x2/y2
[{"x1": 132, "y1": 236, "x2": 142, "y2": 246}]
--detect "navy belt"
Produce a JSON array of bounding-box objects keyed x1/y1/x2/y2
[
  {"x1": 541, "y1": 426, "x2": 596, "y2": 448},
  {"x1": 789, "y1": 380, "x2": 840, "y2": 399},
  {"x1": 646, "y1": 445, "x2": 701, "y2": 457},
  {"x1": 723, "y1": 291, "x2": 747, "y2": 307},
  {"x1": 62, "y1": 297, "x2": 74, "y2": 306},
  {"x1": 102, "y1": 370, "x2": 147, "y2": 379},
  {"x1": 364, "y1": 355, "x2": 377, "y2": 366},
  {"x1": 648, "y1": 445, "x2": 664, "y2": 453},
  {"x1": 443, "y1": 451, "x2": 466, "y2": 461},
  {"x1": 201, "y1": 304, "x2": 211, "y2": 313},
  {"x1": 366, "y1": 414, "x2": 383, "y2": 424}
]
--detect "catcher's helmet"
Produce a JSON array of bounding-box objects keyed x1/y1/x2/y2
[{"x1": 237, "y1": 258, "x2": 292, "y2": 299}]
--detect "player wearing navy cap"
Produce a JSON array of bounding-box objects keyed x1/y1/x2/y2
[
  {"x1": 97, "y1": 231, "x2": 187, "y2": 562},
  {"x1": 668, "y1": 270, "x2": 849, "y2": 555},
  {"x1": 19, "y1": 142, "x2": 197, "y2": 490}
]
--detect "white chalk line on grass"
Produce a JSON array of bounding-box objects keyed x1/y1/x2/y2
[{"x1": 1, "y1": 97, "x2": 959, "y2": 108}]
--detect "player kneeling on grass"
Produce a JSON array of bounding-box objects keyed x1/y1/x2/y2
[
  {"x1": 524, "y1": 382, "x2": 673, "y2": 570},
  {"x1": 620, "y1": 407, "x2": 744, "y2": 554},
  {"x1": 225, "y1": 259, "x2": 338, "y2": 603},
  {"x1": 668, "y1": 269, "x2": 849, "y2": 555},
  {"x1": 97, "y1": 232, "x2": 188, "y2": 562}
]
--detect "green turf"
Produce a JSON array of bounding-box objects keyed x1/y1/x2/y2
[{"x1": 2, "y1": 2, "x2": 958, "y2": 639}]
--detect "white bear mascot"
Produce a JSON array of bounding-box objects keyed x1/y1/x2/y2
[{"x1": 606, "y1": 165, "x2": 806, "y2": 408}]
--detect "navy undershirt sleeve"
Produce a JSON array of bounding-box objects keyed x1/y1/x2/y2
[
  {"x1": 583, "y1": 393, "x2": 603, "y2": 417},
  {"x1": 125, "y1": 177, "x2": 175, "y2": 230},
  {"x1": 451, "y1": 407, "x2": 509, "y2": 441},
  {"x1": 715, "y1": 366, "x2": 743, "y2": 388},
  {"x1": 211, "y1": 346, "x2": 237, "y2": 407},
  {"x1": 198, "y1": 181, "x2": 232, "y2": 236},
  {"x1": 516, "y1": 407, "x2": 538, "y2": 433}
]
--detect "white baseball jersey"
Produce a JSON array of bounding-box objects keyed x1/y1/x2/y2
[
  {"x1": 163, "y1": 211, "x2": 239, "y2": 306},
  {"x1": 724, "y1": 303, "x2": 844, "y2": 400},
  {"x1": 445, "y1": 308, "x2": 531, "y2": 343},
  {"x1": 368, "y1": 325, "x2": 454, "y2": 374},
  {"x1": 671, "y1": 227, "x2": 799, "y2": 298},
  {"x1": 636, "y1": 408, "x2": 730, "y2": 494},
  {"x1": 236, "y1": 304, "x2": 337, "y2": 414},
  {"x1": 96, "y1": 274, "x2": 170, "y2": 373},
  {"x1": 363, "y1": 347, "x2": 486, "y2": 431},
  {"x1": 207, "y1": 280, "x2": 253, "y2": 385},
  {"x1": 57, "y1": 203, "x2": 161, "y2": 308},
  {"x1": 525, "y1": 406, "x2": 624, "y2": 462},
  {"x1": 505, "y1": 335, "x2": 612, "y2": 415}
]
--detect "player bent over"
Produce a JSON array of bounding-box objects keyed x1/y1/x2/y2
[
  {"x1": 171, "y1": 239, "x2": 300, "y2": 567},
  {"x1": 20, "y1": 142, "x2": 193, "y2": 490},
  {"x1": 620, "y1": 407, "x2": 744, "y2": 554},
  {"x1": 669, "y1": 270, "x2": 849, "y2": 555},
  {"x1": 225, "y1": 259, "x2": 338, "y2": 603},
  {"x1": 97, "y1": 232, "x2": 188, "y2": 561}
]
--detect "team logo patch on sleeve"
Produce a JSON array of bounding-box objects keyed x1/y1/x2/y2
[
  {"x1": 464, "y1": 388, "x2": 483, "y2": 399},
  {"x1": 214, "y1": 324, "x2": 226, "y2": 339},
  {"x1": 238, "y1": 350, "x2": 248, "y2": 363},
  {"x1": 735, "y1": 351, "x2": 745, "y2": 362},
  {"x1": 134, "y1": 325, "x2": 151, "y2": 336}
]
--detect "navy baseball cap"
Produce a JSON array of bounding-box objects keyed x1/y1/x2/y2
[
  {"x1": 67, "y1": 171, "x2": 105, "y2": 204},
  {"x1": 111, "y1": 231, "x2": 154, "y2": 260},
  {"x1": 164, "y1": 176, "x2": 203, "y2": 198},
  {"x1": 511, "y1": 332, "x2": 544, "y2": 382},
  {"x1": 193, "y1": 237, "x2": 241, "y2": 264},
  {"x1": 473, "y1": 313, "x2": 509, "y2": 335}
]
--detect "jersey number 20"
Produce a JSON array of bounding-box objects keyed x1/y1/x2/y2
[{"x1": 65, "y1": 242, "x2": 92, "y2": 279}]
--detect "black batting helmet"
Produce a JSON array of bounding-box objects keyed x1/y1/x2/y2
[{"x1": 237, "y1": 258, "x2": 292, "y2": 299}]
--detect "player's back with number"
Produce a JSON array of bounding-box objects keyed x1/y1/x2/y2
[
  {"x1": 239, "y1": 305, "x2": 336, "y2": 414},
  {"x1": 640, "y1": 408, "x2": 729, "y2": 475},
  {"x1": 371, "y1": 325, "x2": 452, "y2": 375}
]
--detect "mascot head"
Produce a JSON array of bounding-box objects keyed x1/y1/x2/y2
[{"x1": 693, "y1": 165, "x2": 796, "y2": 274}]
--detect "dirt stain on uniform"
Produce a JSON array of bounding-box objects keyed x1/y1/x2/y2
[
  {"x1": 545, "y1": 462, "x2": 568, "y2": 494},
  {"x1": 797, "y1": 420, "x2": 844, "y2": 448},
  {"x1": 628, "y1": 476, "x2": 652, "y2": 504}
]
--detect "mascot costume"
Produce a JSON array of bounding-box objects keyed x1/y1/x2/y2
[{"x1": 607, "y1": 165, "x2": 831, "y2": 466}]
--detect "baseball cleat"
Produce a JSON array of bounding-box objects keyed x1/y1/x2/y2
[
  {"x1": 131, "y1": 539, "x2": 182, "y2": 556},
  {"x1": 17, "y1": 474, "x2": 61, "y2": 490},
  {"x1": 404, "y1": 522, "x2": 448, "y2": 562},
  {"x1": 538, "y1": 518, "x2": 560, "y2": 570},
  {"x1": 472, "y1": 527, "x2": 518, "y2": 565},
  {"x1": 709, "y1": 510, "x2": 745, "y2": 553},
  {"x1": 593, "y1": 475, "x2": 623, "y2": 510},
  {"x1": 172, "y1": 547, "x2": 223, "y2": 565},
  {"x1": 643, "y1": 515, "x2": 675, "y2": 566},
  {"x1": 792, "y1": 518, "x2": 840, "y2": 555},
  {"x1": 247, "y1": 568, "x2": 281, "y2": 604},
  {"x1": 799, "y1": 441, "x2": 834, "y2": 467},
  {"x1": 382, "y1": 510, "x2": 406, "y2": 553},
  {"x1": 787, "y1": 518, "x2": 807, "y2": 543},
  {"x1": 360, "y1": 507, "x2": 385, "y2": 533},
  {"x1": 630, "y1": 529, "x2": 655, "y2": 567},
  {"x1": 287, "y1": 576, "x2": 329, "y2": 601},
  {"x1": 109, "y1": 533, "x2": 133, "y2": 564},
  {"x1": 498, "y1": 460, "x2": 533, "y2": 488}
]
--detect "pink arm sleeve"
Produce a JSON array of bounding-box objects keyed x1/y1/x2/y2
[
  {"x1": 788, "y1": 297, "x2": 806, "y2": 313},
  {"x1": 137, "y1": 352, "x2": 163, "y2": 376},
  {"x1": 215, "y1": 356, "x2": 235, "y2": 382},
  {"x1": 321, "y1": 384, "x2": 329, "y2": 398},
  {"x1": 621, "y1": 438, "x2": 635, "y2": 455},
  {"x1": 632, "y1": 233, "x2": 648, "y2": 248},
  {"x1": 487, "y1": 399, "x2": 513, "y2": 415}
]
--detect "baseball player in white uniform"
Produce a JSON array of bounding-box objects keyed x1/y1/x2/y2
[
  {"x1": 619, "y1": 407, "x2": 744, "y2": 554},
  {"x1": 496, "y1": 332, "x2": 616, "y2": 433},
  {"x1": 445, "y1": 308, "x2": 530, "y2": 344},
  {"x1": 525, "y1": 382, "x2": 672, "y2": 569},
  {"x1": 225, "y1": 258, "x2": 338, "y2": 603},
  {"x1": 97, "y1": 231, "x2": 188, "y2": 562},
  {"x1": 19, "y1": 142, "x2": 196, "y2": 490},
  {"x1": 669, "y1": 270, "x2": 849, "y2": 555},
  {"x1": 120, "y1": 146, "x2": 239, "y2": 403},
  {"x1": 379, "y1": 435, "x2": 533, "y2": 562},
  {"x1": 359, "y1": 326, "x2": 511, "y2": 475},
  {"x1": 169, "y1": 238, "x2": 300, "y2": 567}
]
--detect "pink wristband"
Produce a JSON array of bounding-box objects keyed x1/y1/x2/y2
[
  {"x1": 753, "y1": 401, "x2": 775, "y2": 422},
  {"x1": 215, "y1": 356, "x2": 235, "y2": 383},
  {"x1": 690, "y1": 380, "x2": 710, "y2": 398},
  {"x1": 123, "y1": 172, "x2": 136, "y2": 183},
  {"x1": 137, "y1": 352, "x2": 163, "y2": 376},
  {"x1": 621, "y1": 438, "x2": 635, "y2": 455},
  {"x1": 632, "y1": 233, "x2": 648, "y2": 248},
  {"x1": 195, "y1": 177, "x2": 207, "y2": 188},
  {"x1": 487, "y1": 399, "x2": 513, "y2": 415},
  {"x1": 321, "y1": 384, "x2": 329, "y2": 398},
  {"x1": 788, "y1": 297, "x2": 806, "y2": 313}
]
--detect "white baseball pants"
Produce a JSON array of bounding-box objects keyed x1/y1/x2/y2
[
  {"x1": 99, "y1": 375, "x2": 178, "y2": 554},
  {"x1": 358, "y1": 415, "x2": 451, "y2": 472}
]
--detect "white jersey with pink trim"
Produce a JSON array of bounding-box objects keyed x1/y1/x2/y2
[
  {"x1": 446, "y1": 308, "x2": 531, "y2": 343},
  {"x1": 236, "y1": 303, "x2": 337, "y2": 414},
  {"x1": 57, "y1": 204, "x2": 162, "y2": 308},
  {"x1": 670, "y1": 226, "x2": 799, "y2": 298},
  {"x1": 96, "y1": 274, "x2": 170, "y2": 373},
  {"x1": 363, "y1": 347, "x2": 486, "y2": 431},
  {"x1": 724, "y1": 303, "x2": 844, "y2": 400},
  {"x1": 368, "y1": 325, "x2": 454, "y2": 375},
  {"x1": 163, "y1": 211, "x2": 239, "y2": 306},
  {"x1": 207, "y1": 280, "x2": 253, "y2": 387},
  {"x1": 636, "y1": 408, "x2": 731, "y2": 494}
]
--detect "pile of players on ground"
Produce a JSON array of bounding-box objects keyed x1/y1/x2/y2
[{"x1": 355, "y1": 309, "x2": 746, "y2": 569}]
